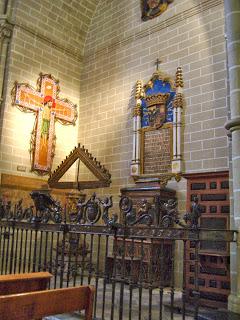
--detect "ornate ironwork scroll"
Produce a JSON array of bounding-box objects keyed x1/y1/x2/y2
[
  {"x1": 0, "y1": 192, "x2": 201, "y2": 230},
  {"x1": 30, "y1": 191, "x2": 63, "y2": 223},
  {"x1": 183, "y1": 196, "x2": 202, "y2": 229},
  {"x1": 119, "y1": 195, "x2": 180, "y2": 227},
  {"x1": 0, "y1": 21, "x2": 12, "y2": 39}
]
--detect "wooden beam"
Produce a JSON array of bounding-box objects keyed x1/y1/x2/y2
[{"x1": 48, "y1": 180, "x2": 110, "y2": 190}]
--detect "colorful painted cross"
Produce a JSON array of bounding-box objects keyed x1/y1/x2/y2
[{"x1": 12, "y1": 73, "x2": 77, "y2": 175}]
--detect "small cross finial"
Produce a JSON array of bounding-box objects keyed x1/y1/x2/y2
[{"x1": 155, "y1": 58, "x2": 162, "y2": 71}]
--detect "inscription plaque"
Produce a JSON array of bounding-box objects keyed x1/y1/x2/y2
[
  {"x1": 210, "y1": 206, "x2": 217, "y2": 213},
  {"x1": 209, "y1": 280, "x2": 217, "y2": 288},
  {"x1": 221, "y1": 206, "x2": 229, "y2": 214},
  {"x1": 200, "y1": 266, "x2": 227, "y2": 276},
  {"x1": 191, "y1": 183, "x2": 206, "y2": 190},
  {"x1": 221, "y1": 181, "x2": 229, "y2": 189},
  {"x1": 143, "y1": 127, "x2": 172, "y2": 174},
  {"x1": 221, "y1": 282, "x2": 230, "y2": 289},
  {"x1": 191, "y1": 194, "x2": 198, "y2": 201},
  {"x1": 190, "y1": 265, "x2": 195, "y2": 272},
  {"x1": 201, "y1": 217, "x2": 226, "y2": 229},
  {"x1": 201, "y1": 194, "x2": 227, "y2": 201},
  {"x1": 210, "y1": 182, "x2": 217, "y2": 189}
]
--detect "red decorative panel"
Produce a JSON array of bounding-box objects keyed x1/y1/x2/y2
[{"x1": 184, "y1": 171, "x2": 230, "y2": 308}]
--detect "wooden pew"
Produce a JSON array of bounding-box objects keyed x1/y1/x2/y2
[
  {"x1": 0, "y1": 272, "x2": 52, "y2": 295},
  {"x1": 0, "y1": 285, "x2": 95, "y2": 320}
]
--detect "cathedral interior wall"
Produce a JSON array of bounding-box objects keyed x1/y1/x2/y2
[
  {"x1": 0, "y1": 0, "x2": 234, "y2": 292},
  {"x1": 0, "y1": 0, "x2": 99, "y2": 184},
  {"x1": 78, "y1": 0, "x2": 229, "y2": 285},
  {"x1": 79, "y1": 0, "x2": 228, "y2": 202}
]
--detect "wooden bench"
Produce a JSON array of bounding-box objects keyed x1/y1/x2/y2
[
  {"x1": 0, "y1": 285, "x2": 95, "y2": 320},
  {"x1": 0, "y1": 272, "x2": 52, "y2": 295}
]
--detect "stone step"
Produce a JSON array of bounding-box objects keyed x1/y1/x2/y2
[
  {"x1": 164, "y1": 299, "x2": 240, "y2": 320},
  {"x1": 198, "y1": 310, "x2": 240, "y2": 320}
]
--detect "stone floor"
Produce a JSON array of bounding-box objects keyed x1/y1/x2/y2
[
  {"x1": 198, "y1": 311, "x2": 240, "y2": 320},
  {"x1": 42, "y1": 275, "x2": 240, "y2": 320},
  {"x1": 44, "y1": 278, "x2": 194, "y2": 320},
  {"x1": 45, "y1": 312, "x2": 240, "y2": 320}
]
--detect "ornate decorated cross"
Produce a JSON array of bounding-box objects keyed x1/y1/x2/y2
[{"x1": 12, "y1": 73, "x2": 77, "y2": 175}]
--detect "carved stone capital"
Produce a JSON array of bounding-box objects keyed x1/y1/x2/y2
[
  {"x1": 225, "y1": 117, "x2": 240, "y2": 132},
  {"x1": 0, "y1": 20, "x2": 13, "y2": 39}
]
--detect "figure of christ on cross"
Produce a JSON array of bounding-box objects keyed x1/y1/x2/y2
[{"x1": 12, "y1": 73, "x2": 77, "y2": 175}]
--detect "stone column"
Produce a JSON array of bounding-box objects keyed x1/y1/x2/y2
[
  {"x1": 224, "y1": 0, "x2": 240, "y2": 313},
  {"x1": 172, "y1": 67, "x2": 183, "y2": 174},
  {"x1": 131, "y1": 80, "x2": 143, "y2": 177},
  {"x1": 0, "y1": 1, "x2": 6, "y2": 15},
  {"x1": 0, "y1": 21, "x2": 12, "y2": 106},
  {"x1": 0, "y1": 0, "x2": 14, "y2": 16}
]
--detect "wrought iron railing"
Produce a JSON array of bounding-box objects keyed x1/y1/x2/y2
[{"x1": 0, "y1": 192, "x2": 237, "y2": 320}]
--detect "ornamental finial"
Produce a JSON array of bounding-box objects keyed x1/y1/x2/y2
[
  {"x1": 176, "y1": 67, "x2": 184, "y2": 88},
  {"x1": 135, "y1": 80, "x2": 144, "y2": 99}
]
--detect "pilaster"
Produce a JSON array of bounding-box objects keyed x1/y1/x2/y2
[
  {"x1": 224, "y1": 0, "x2": 240, "y2": 313},
  {"x1": 0, "y1": 18, "x2": 12, "y2": 105}
]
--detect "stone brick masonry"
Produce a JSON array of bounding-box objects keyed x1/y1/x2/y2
[
  {"x1": 0, "y1": 0, "x2": 99, "y2": 183},
  {"x1": 0, "y1": 0, "x2": 228, "y2": 205},
  {"x1": 0, "y1": 0, "x2": 230, "y2": 290},
  {"x1": 79, "y1": 0, "x2": 228, "y2": 203}
]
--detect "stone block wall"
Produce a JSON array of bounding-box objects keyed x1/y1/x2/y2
[
  {"x1": 0, "y1": 0, "x2": 99, "y2": 183},
  {"x1": 0, "y1": 0, "x2": 228, "y2": 219},
  {"x1": 79, "y1": 0, "x2": 228, "y2": 200},
  {"x1": 0, "y1": 0, "x2": 231, "y2": 293},
  {"x1": 79, "y1": 0, "x2": 228, "y2": 284}
]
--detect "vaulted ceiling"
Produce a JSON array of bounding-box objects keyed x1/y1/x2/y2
[{"x1": 13, "y1": 0, "x2": 101, "y2": 57}]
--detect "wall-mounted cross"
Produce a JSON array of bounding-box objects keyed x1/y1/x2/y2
[
  {"x1": 155, "y1": 58, "x2": 162, "y2": 71},
  {"x1": 12, "y1": 73, "x2": 77, "y2": 175}
]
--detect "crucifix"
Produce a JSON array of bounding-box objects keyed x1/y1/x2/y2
[
  {"x1": 155, "y1": 58, "x2": 162, "y2": 71},
  {"x1": 12, "y1": 73, "x2": 77, "y2": 175}
]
